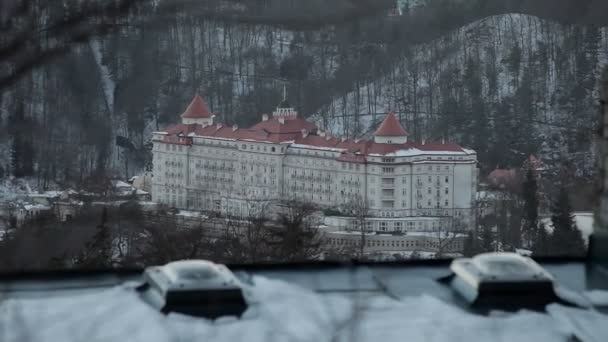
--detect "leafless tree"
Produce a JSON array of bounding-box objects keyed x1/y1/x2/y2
[
  {"x1": 133, "y1": 210, "x2": 215, "y2": 266},
  {"x1": 344, "y1": 194, "x2": 369, "y2": 259},
  {"x1": 220, "y1": 198, "x2": 273, "y2": 263},
  {"x1": 266, "y1": 199, "x2": 324, "y2": 262},
  {"x1": 434, "y1": 217, "x2": 467, "y2": 259}
]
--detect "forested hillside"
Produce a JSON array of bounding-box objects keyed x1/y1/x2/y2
[
  {"x1": 318, "y1": 14, "x2": 607, "y2": 177},
  {"x1": 0, "y1": 0, "x2": 606, "y2": 190}
]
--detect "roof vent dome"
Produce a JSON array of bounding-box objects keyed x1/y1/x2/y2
[{"x1": 139, "y1": 260, "x2": 249, "y2": 318}]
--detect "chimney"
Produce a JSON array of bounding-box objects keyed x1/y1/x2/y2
[
  {"x1": 216, "y1": 123, "x2": 223, "y2": 130},
  {"x1": 232, "y1": 124, "x2": 238, "y2": 132},
  {"x1": 326, "y1": 135, "x2": 332, "y2": 141},
  {"x1": 301, "y1": 129, "x2": 309, "y2": 138},
  {"x1": 318, "y1": 130, "x2": 325, "y2": 137},
  {"x1": 278, "y1": 117, "x2": 285, "y2": 124},
  {"x1": 422, "y1": 139, "x2": 426, "y2": 145},
  {"x1": 262, "y1": 113, "x2": 269, "y2": 122},
  {"x1": 354, "y1": 138, "x2": 360, "y2": 143},
  {"x1": 441, "y1": 137, "x2": 445, "y2": 144},
  {"x1": 341, "y1": 137, "x2": 347, "y2": 142}
]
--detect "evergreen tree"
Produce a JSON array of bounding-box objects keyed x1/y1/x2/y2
[
  {"x1": 549, "y1": 186, "x2": 585, "y2": 256},
  {"x1": 462, "y1": 231, "x2": 478, "y2": 257},
  {"x1": 521, "y1": 168, "x2": 539, "y2": 246},
  {"x1": 532, "y1": 222, "x2": 551, "y2": 257},
  {"x1": 480, "y1": 224, "x2": 495, "y2": 253},
  {"x1": 76, "y1": 207, "x2": 112, "y2": 268}
]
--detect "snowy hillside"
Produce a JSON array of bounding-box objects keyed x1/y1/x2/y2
[{"x1": 315, "y1": 14, "x2": 607, "y2": 174}]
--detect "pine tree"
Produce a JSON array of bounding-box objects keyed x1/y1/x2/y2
[
  {"x1": 463, "y1": 231, "x2": 478, "y2": 257},
  {"x1": 480, "y1": 224, "x2": 495, "y2": 253},
  {"x1": 532, "y1": 222, "x2": 551, "y2": 257},
  {"x1": 76, "y1": 207, "x2": 112, "y2": 268},
  {"x1": 521, "y1": 168, "x2": 539, "y2": 246},
  {"x1": 549, "y1": 186, "x2": 585, "y2": 256}
]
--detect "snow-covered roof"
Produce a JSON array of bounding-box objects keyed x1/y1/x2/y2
[
  {"x1": 176, "y1": 210, "x2": 208, "y2": 219},
  {"x1": 112, "y1": 180, "x2": 132, "y2": 189},
  {"x1": 1, "y1": 270, "x2": 606, "y2": 342},
  {"x1": 23, "y1": 204, "x2": 51, "y2": 211}
]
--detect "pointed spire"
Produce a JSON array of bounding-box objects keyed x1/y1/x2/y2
[
  {"x1": 283, "y1": 84, "x2": 287, "y2": 102},
  {"x1": 374, "y1": 112, "x2": 408, "y2": 137},
  {"x1": 278, "y1": 84, "x2": 290, "y2": 108},
  {"x1": 181, "y1": 95, "x2": 213, "y2": 118}
]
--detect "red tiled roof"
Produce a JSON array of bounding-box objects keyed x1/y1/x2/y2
[
  {"x1": 335, "y1": 139, "x2": 371, "y2": 154},
  {"x1": 337, "y1": 152, "x2": 366, "y2": 163},
  {"x1": 374, "y1": 112, "x2": 408, "y2": 137},
  {"x1": 164, "y1": 123, "x2": 199, "y2": 135},
  {"x1": 416, "y1": 142, "x2": 464, "y2": 152},
  {"x1": 181, "y1": 95, "x2": 213, "y2": 118},
  {"x1": 251, "y1": 117, "x2": 317, "y2": 134},
  {"x1": 294, "y1": 135, "x2": 341, "y2": 148},
  {"x1": 161, "y1": 135, "x2": 192, "y2": 145},
  {"x1": 161, "y1": 107, "x2": 472, "y2": 159},
  {"x1": 366, "y1": 142, "x2": 407, "y2": 155}
]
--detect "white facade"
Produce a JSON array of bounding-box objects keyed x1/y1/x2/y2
[{"x1": 151, "y1": 98, "x2": 478, "y2": 230}]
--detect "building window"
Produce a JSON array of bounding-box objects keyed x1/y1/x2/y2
[
  {"x1": 444, "y1": 200, "x2": 449, "y2": 206},
  {"x1": 383, "y1": 167, "x2": 395, "y2": 174},
  {"x1": 445, "y1": 188, "x2": 449, "y2": 194},
  {"x1": 382, "y1": 158, "x2": 395, "y2": 163},
  {"x1": 380, "y1": 222, "x2": 387, "y2": 231},
  {"x1": 427, "y1": 188, "x2": 431, "y2": 194},
  {"x1": 445, "y1": 176, "x2": 449, "y2": 183}
]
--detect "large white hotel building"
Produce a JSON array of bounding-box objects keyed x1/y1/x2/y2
[{"x1": 151, "y1": 95, "x2": 478, "y2": 234}]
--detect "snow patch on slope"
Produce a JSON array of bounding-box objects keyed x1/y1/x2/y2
[{"x1": 89, "y1": 39, "x2": 115, "y2": 112}]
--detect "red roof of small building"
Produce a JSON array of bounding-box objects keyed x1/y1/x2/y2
[
  {"x1": 374, "y1": 112, "x2": 408, "y2": 137},
  {"x1": 181, "y1": 95, "x2": 213, "y2": 118},
  {"x1": 487, "y1": 168, "x2": 519, "y2": 190}
]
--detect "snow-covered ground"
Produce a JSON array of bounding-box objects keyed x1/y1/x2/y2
[
  {"x1": 1, "y1": 275, "x2": 607, "y2": 341},
  {"x1": 313, "y1": 13, "x2": 608, "y2": 144},
  {"x1": 541, "y1": 212, "x2": 594, "y2": 244}
]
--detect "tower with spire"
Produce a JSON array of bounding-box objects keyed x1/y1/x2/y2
[
  {"x1": 373, "y1": 112, "x2": 408, "y2": 144},
  {"x1": 272, "y1": 85, "x2": 298, "y2": 119},
  {"x1": 181, "y1": 94, "x2": 215, "y2": 126}
]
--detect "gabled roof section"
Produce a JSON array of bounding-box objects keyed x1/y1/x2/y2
[
  {"x1": 181, "y1": 95, "x2": 213, "y2": 119},
  {"x1": 374, "y1": 112, "x2": 408, "y2": 137},
  {"x1": 164, "y1": 123, "x2": 199, "y2": 136},
  {"x1": 250, "y1": 117, "x2": 317, "y2": 134}
]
